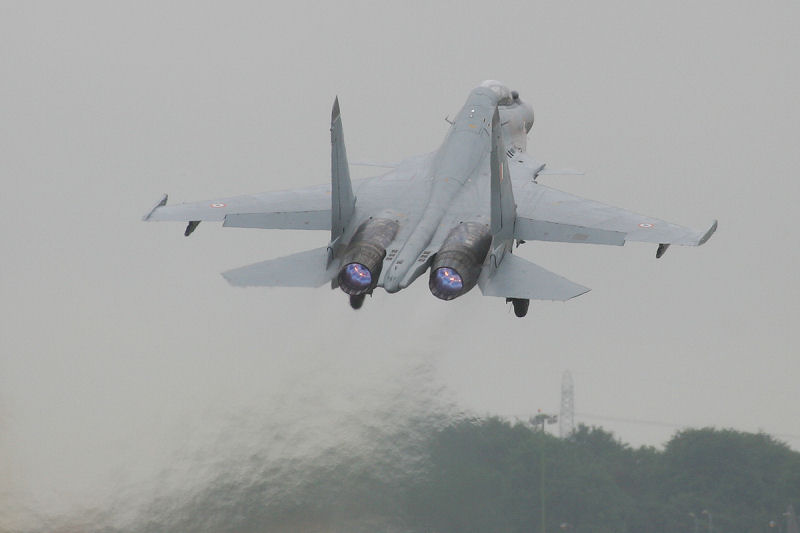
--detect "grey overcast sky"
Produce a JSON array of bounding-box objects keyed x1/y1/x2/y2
[{"x1": 2, "y1": 1, "x2": 799, "y2": 528}]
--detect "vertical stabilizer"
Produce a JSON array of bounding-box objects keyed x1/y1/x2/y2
[
  {"x1": 330, "y1": 97, "x2": 356, "y2": 246},
  {"x1": 490, "y1": 106, "x2": 516, "y2": 244}
]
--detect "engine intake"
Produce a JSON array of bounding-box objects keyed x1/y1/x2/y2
[
  {"x1": 429, "y1": 222, "x2": 492, "y2": 300},
  {"x1": 338, "y1": 217, "x2": 399, "y2": 295}
]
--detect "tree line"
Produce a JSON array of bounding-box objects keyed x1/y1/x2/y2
[{"x1": 406, "y1": 418, "x2": 800, "y2": 533}]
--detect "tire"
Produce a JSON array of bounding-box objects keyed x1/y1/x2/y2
[
  {"x1": 512, "y1": 298, "x2": 529, "y2": 318},
  {"x1": 349, "y1": 294, "x2": 366, "y2": 310}
]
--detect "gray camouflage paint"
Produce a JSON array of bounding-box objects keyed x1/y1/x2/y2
[{"x1": 144, "y1": 81, "x2": 716, "y2": 306}]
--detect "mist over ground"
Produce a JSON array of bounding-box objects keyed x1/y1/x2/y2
[{"x1": 7, "y1": 352, "x2": 458, "y2": 532}]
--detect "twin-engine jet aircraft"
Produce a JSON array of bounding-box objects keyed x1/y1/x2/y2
[{"x1": 144, "y1": 81, "x2": 716, "y2": 317}]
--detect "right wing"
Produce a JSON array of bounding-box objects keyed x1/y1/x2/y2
[{"x1": 513, "y1": 181, "x2": 717, "y2": 247}]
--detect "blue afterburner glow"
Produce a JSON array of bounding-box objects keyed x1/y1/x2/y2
[
  {"x1": 433, "y1": 267, "x2": 463, "y2": 295},
  {"x1": 343, "y1": 263, "x2": 373, "y2": 290}
]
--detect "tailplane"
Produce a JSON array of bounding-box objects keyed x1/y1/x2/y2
[
  {"x1": 222, "y1": 247, "x2": 337, "y2": 288},
  {"x1": 479, "y1": 254, "x2": 590, "y2": 301}
]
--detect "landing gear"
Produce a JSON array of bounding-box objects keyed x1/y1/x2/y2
[
  {"x1": 507, "y1": 298, "x2": 530, "y2": 318},
  {"x1": 349, "y1": 294, "x2": 366, "y2": 310}
]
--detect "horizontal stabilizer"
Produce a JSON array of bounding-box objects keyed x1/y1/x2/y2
[
  {"x1": 479, "y1": 254, "x2": 590, "y2": 301},
  {"x1": 223, "y1": 211, "x2": 330, "y2": 230},
  {"x1": 515, "y1": 217, "x2": 626, "y2": 246},
  {"x1": 222, "y1": 247, "x2": 337, "y2": 288}
]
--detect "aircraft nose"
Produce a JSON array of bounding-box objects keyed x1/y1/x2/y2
[{"x1": 479, "y1": 80, "x2": 513, "y2": 104}]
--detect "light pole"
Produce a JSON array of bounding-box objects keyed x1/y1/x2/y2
[
  {"x1": 530, "y1": 411, "x2": 558, "y2": 533},
  {"x1": 702, "y1": 509, "x2": 713, "y2": 533}
]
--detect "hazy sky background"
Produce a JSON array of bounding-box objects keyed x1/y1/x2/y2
[{"x1": 2, "y1": 1, "x2": 799, "y2": 529}]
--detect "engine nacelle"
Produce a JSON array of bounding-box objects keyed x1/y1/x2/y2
[
  {"x1": 337, "y1": 217, "x2": 399, "y2": 295},
  {"x1": 429, "y1": 222, "x2": 492, "y2": 300}
]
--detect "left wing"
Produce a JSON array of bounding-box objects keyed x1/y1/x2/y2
[
  {"x1": 142, "y1": 185, "x2": 333, "y2": 230},
  {"x1": 513, "y1": 181, "x2": 717, "y2": 248}
]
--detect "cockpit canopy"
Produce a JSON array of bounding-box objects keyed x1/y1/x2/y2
[{"x1": 480, "y1": 80, "x2": 514, "y2": 106}]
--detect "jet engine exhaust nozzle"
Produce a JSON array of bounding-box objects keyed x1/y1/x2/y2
[
  {"x1": 429, "y1": 222, "x2": 492, "y2": 300},
  {"x1": 431, "y1": 267, "x2": 464, "y2": 298},
  {"x1": 337, "y1": 217, "x2": 399, "y2": 295},
  {"x1": 341, "y1": 263, "x2": 372, "y2": 291}
]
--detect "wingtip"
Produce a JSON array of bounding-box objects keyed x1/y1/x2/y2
[
  {"x1": 697, "y1": 219, "x2": 718, "y2": 246},
  {"x1": 142, "y1": 193, "x2": 168, "y2": 221}
]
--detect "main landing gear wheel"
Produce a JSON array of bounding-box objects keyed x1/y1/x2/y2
[
  {"x1": 507, "y1": 298, "x2": 530, "y2": 318},
  {"x1": 349, "y1": 294, "x2": 366, "y2": 310}
]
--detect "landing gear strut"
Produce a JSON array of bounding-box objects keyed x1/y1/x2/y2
[
  {"x1": 507, "y1": 298, "x2": 530, "y2": 318},
  {"x1": 349, "y1": 294, "x2": 366, "y2": 310}
]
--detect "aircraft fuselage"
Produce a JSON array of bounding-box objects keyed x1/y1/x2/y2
[{"x1": 372, "y1": 85, "x2": 532, "y2": 292}]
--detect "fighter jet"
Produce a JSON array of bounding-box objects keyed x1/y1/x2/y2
[{"x1": 143, "y1": 80, "x2": 716, "y2": 317}]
